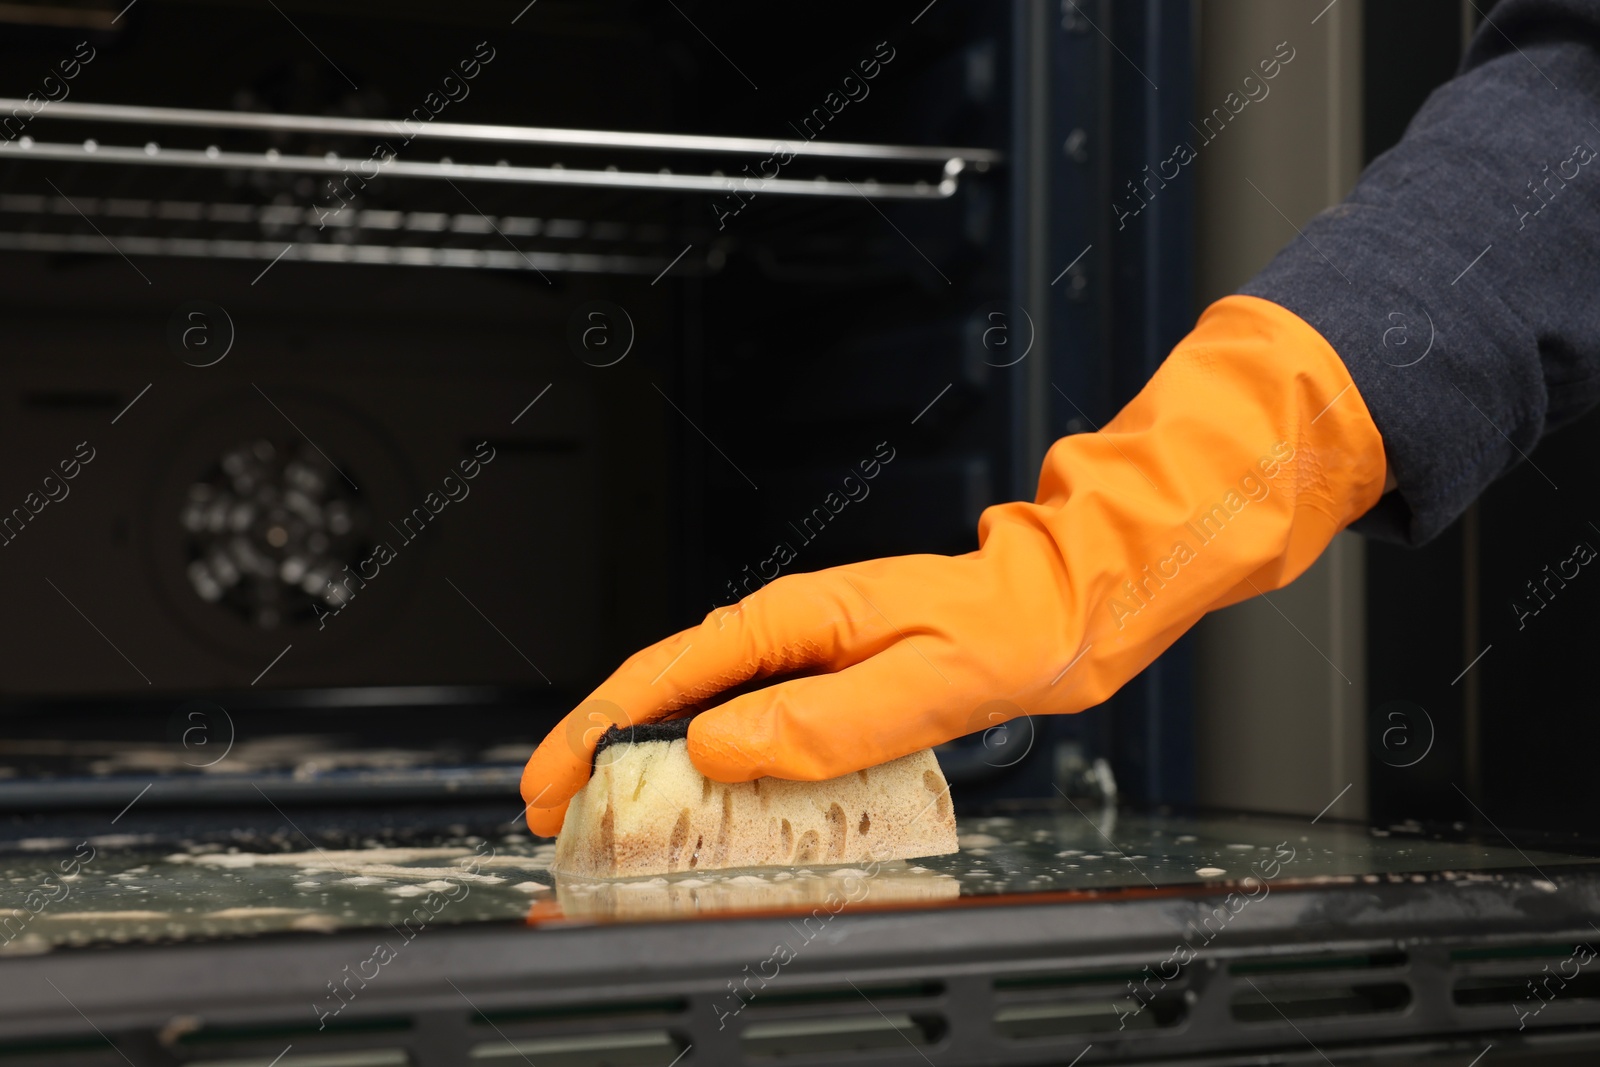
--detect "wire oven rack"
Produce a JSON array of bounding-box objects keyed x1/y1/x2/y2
[{"x1": 0, "y1": 98, "x2": 1001, "y2": 276}]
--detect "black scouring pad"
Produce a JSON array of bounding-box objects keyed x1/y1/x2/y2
[{"x1": 590, "y1": 717, "x2": 693, "y2": 770}]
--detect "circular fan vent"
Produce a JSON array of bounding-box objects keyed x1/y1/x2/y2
[{"x1": 180, "y1": 438, "x2": 369, "y2": 630}]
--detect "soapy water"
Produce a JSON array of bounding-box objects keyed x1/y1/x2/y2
[{"x1": 0, "y1": 811, "x2": 1593, "y2": 952}]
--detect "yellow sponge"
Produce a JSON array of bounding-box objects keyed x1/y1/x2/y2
[{"x1": 553, "y1": 734, "x2": 958, "y2": 879}]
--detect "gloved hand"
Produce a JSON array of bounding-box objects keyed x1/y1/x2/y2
[{"x1": 520, "y1": 295, "x2": 1388, "y2": 836}]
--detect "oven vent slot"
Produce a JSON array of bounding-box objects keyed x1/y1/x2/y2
[
  {"x1": 1230, "y1": 981, "x2": 1411, "y2": 1023},
  {"x1": 469, "y1": 1029, "x2": 680, "y2": 1065},
  {"x1": 994, "y1": 994, "x2": 1185, "y2": 1039},
  {"x1": 993, "y1": 968, "x2": 1188, "y2": 1039},
  {"x1": 188, "y1": 1051, "x2": 410, "y2": 1067},
  {"x1": 168, "y1": 1017, "x2": 415, "y2": 1067},
  {"x1": 464, "y1": 995, "x2": 687, "y2": 1066},
  {"x1": 1455, "y1": 972, "x2": 1600, "y2": 1007},
  {"x1": 1228, "y1": 949, "x2": 1411, "y2": 1021},
  {"x1": 996, "y1": 966, "x2": 1190, "y2": 991},
  {"x1": 740, "y1": 1014, "x2": 945, "y2": 1060},
  {"x1": 1452, "y1": 941, "x2": 1595, "y2": 964},
  {"x1": 1452, "y1": 939, "x2": 1600, "y2": 1007},
  {"x1": 733, "y1": 981, "x2": 944, "y2": 1059}
]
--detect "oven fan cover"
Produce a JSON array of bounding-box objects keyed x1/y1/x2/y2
[
  {"x1": 180, "y1": 437, "x2": 369, "y2": 631},
  {"x1": 143, "y1": 390, "x2": 418, "y2": 663}
]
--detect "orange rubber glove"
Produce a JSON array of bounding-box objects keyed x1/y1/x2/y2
[{"x1": 520, "y1": 295, "x2": 1387, "y2": 836}]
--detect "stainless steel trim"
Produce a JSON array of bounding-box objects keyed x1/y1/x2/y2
[
  {"x1": 0, "y1": 138, "x2": 968, "y2": 199},
  {"x1": 0, "y1": 97, "x2": 1003, "y2": 165}
]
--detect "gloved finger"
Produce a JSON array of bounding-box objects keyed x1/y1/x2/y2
[
  {"x1": 518, "y1": 690, "x2": 722, "y2": 836},
  {"x1": 519, "y1": 570, "x2": 900, "y2": 835},
  {"x1": 519, "y1": 622, "x2": 701, "y2": 835},
  {"x1": 522, "y1": 795, "x2": 569, "y2": 838},
  {"x1": 685, "y1": 635, "x2": 978, "y2": 782}
]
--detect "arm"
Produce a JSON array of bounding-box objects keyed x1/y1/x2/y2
[{"x1": 1244, "y1": 0, "x2": 1600, "y2": 544}]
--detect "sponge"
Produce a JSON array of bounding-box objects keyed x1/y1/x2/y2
[{"x1": 552, "y1": 720, "x2": 958, "y2": 878}]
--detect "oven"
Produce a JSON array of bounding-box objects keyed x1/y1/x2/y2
[{"x1": 13, "y1": 4, "x2": 1597, "y2": 1067}]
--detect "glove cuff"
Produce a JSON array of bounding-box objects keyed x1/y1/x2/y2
[{"x1": 980, "y1": 293, "x2": 1388, "y2": 713}]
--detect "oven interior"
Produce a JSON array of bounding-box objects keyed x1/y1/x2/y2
[{"x1": 0, "y1": 0, "x2": 1087, "y2": 812}]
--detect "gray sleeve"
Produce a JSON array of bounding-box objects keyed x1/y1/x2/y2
[{"x1": 1239, "y1": 0, "x2": 1600, "y2": 544}]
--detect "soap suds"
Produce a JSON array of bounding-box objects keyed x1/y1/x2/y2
[
  {"x1": 957, "y1": 833, "x2": 1001, "y2": 848},
  {"x1": 173, "y1": 847, "x2": 472, "y2": 869}
]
